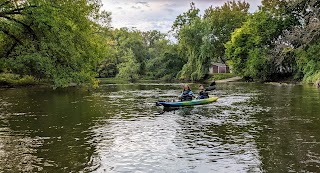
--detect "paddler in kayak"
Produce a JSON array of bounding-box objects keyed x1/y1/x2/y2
[
  {"x1": 197, "y1": 84, "x2": 209, "y2": 99},
  {"x1": 179, "y1": 84, "x2": 195, "y2": 101}
]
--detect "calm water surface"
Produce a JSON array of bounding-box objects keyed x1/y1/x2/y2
[{"x1": 0, "y1": 82, "x2": 319, "y2": 172}]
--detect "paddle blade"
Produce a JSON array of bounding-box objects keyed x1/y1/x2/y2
[
  {"x1": 156, "y1": 101, "x2": 165, "y2": 106},
  {"x1": 205, "y1": 86, "x2": 216, "y2": 91}
]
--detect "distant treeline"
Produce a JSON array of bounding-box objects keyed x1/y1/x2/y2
[{"x1": 1, "y1": 0, "x2": 319, "y2": 87}]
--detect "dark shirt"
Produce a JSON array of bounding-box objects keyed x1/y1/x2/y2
[
  {"x1": 199, "y1": 90, "x2": 209, "y2": 99},
  {"x1": 180, "y1": 90, "x2": 194, "y2": 101}
]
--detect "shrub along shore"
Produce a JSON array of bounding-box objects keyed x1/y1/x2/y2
[
  {"x1": 0, "y1": 73, "x2": 42, "y2": 88},
  {"x1": 1, "y1": 72, "x2": 318, "y2": 88}
]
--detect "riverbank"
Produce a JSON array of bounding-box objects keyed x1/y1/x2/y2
[
  {"x1": 98, "y1": 74, "x2": 240, "y2": 85},
  {"x1": 205, "y1": 73, "x2": 237, "y2": 81},
  {"x1": 215, "y1": 76, "x2": 242, "y2": 83},
  {"x1": 2, "y1": 73, "x2": 318, "y2": 88}
]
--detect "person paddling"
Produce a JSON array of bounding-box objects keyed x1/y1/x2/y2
[
  {"x1": 179, "y1": 84, "x2": 195, "y2": 101},
  {"x1": 198, "y1": 85, "x2": 209, "y2": 99}
]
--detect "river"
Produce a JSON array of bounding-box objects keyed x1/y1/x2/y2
[{"x1": 0, "y1": 82, "x2": 319, "y2": 172}]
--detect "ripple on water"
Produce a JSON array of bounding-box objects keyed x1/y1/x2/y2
[
  {"x1": 0, "y1": 134, "x2": 46, "y2": 172},
  {"x1": 85, "y1": 88, "x2": 268, "y2": 172},
  {"x1": 0, "y1": 83, "x2": 280, "y2": 172}
]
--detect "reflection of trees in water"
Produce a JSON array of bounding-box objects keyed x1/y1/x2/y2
[
  {"x1": 0, "y1": 83, "x2": 319, "y2": 172},
  {"x1": 253, "y1": 85, "x2": 320, "y2": 172},
  {"x1": 0, "y1": 88, "x2": 102, "y2": 172}
]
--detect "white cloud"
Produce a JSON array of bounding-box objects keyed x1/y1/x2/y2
[{"x1": 101, "y1": 0, "x2": 262, "y2": 33}]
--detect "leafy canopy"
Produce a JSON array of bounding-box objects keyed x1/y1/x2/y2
[{"x1": 0, "y1": 0, "x2": 111, "y2": 87}]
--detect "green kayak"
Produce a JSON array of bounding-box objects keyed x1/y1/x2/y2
[{"x1": 156, "y1": 96, "x2": 218, "y2": 107}]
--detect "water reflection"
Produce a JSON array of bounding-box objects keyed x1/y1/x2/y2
[
  {"x1": 0, "y1": 88, "x2": 99, "y2": 172},
  {"x1": 0, "y1": 83, "x2": 319, "y2": 172},
  {"x1": 252, "y1": 85, "x2": 320, "y2": 172}
]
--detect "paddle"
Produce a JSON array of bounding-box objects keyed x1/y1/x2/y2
[
  {"x1": 205, "y1": 85, "x2": 216, "y2": 91},
  {"x1": 205, "y1": 81, "x2": 216, "y2": 91}
]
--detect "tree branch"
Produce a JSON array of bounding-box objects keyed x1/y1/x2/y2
[
  {"x1": 0, "y1": 5, "x2": 37, "y2": 17},
  {"x1": 1, "y1": 15, "x2": 37, "y2": 40},
  {"x1": 0, "y1": 30, "x2": 22, "y2": 45},
  {"x1": 4, "y1": 42, "x2": 18, "y2": 59},
  {"x1": 0, "y1": 1, "x2": 10, "y2": 8}
]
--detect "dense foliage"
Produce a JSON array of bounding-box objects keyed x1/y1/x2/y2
[
  {"x1": 226, "y1": 0, "x2": 320, "y2": 85},
  {"x1": 0, "y1": 0, "x2": 110, "y2": 87},
  {"x1": 173, "y1": 2, "x2": 250, "y2": 81},
  {"x1": 96, "y1": 28, "x2": 185, "y2": 81},
  {"x1": 225, "y1": 10, "x2": 291, "y2": 80},
  {"x1": 1, "y1": 0, "x2": 320, "y2": 87}
]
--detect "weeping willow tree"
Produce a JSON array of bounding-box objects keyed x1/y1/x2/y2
[
  {"x1": 173, "y1": 1, "x2": 249, "y2": 81},
  {"x1": 177, "y1": 17, "x2": 208, "y2": 81}
]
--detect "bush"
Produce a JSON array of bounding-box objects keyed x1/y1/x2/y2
[
  {"x1": 304, "y1": 71, "x2": 320, "y2": 86},
  {"x1": 0, "y1": 73, "x2": 38, "y2": 87}
]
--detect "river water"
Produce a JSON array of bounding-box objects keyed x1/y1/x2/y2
[{"x1": 0, "y1": 82, "x2": 319, "y2": 172}]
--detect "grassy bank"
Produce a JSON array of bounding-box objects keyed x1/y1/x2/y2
[
  {"x1": 98, "y1": 78, "x2": 164, "y2": 84},
  {"x1": 206, "y1": 73, "x2": 237, "y2": 82}
]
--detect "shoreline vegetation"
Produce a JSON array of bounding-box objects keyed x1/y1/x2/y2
[
  {"x1": 1, "y1": 1, "x2": 320, "y2": 88},
  {"x1": 1, "y1": 72, "x2": 312, "y2": 89},
  {"x1": 0, "y1": 73, "x2": 43, "y2": 88}
]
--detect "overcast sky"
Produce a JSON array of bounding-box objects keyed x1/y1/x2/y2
[{"x1": 101, "y1": 0, "x2": 262, "y2": 33}]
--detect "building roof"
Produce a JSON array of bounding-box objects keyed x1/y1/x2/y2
[{"x1": 211, "y1": 63, "x2": 228, "y2": 67}]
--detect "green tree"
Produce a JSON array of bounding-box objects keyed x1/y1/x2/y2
[
  {"x1": 260, "y1": 0, "x2": 288, "y2": 14},
  {"x1": 177, "y1": 17, "x2": 206, "y2": 81},
  {"x1": 203, "y1": 0, "x2": 250, "y2": 63},
  {"x1": 113, "y1": 28, "x2": 147, "y2": 75},
  {"x1": 295, "y1": 43, "x2": 320, "y2": 84},
  {"x1": 145, "y1": 40, "x2": 185, "y2": 80},
  {"x1": 116, "y1": 49, "x2": 140, "y2": 82},
  {"x1": 225, "y1": 11, "x2": 288, "y2": 80},
  {"x1": 97, "y1": 62, "x2": 118, "y2": 78},
  {"x1": 172, "y1": 2, "x2": 200, "y2": 37},
  {"x1": 285, "y1": 0, "x2": 320, "y2": 84},
  {"x1": 174, "y1": 1, "x2": 249, "y2": 81},
  {"x1": 142, "y1": 30, "x2": 166, "y2": 48},
  {"x1": 0, "y1": 0, "x2": 111, "y2": 87},
  {"x1": 263, "y1": 0, "x2": 320, "y2": 85}
]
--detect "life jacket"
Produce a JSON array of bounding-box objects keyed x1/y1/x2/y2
[
  {"x1": 199, "y1": 91, "x2": 209, "y2": 99},
  {"x1": 181, "y1": 90, "x2": 193, "y2": 101}
]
